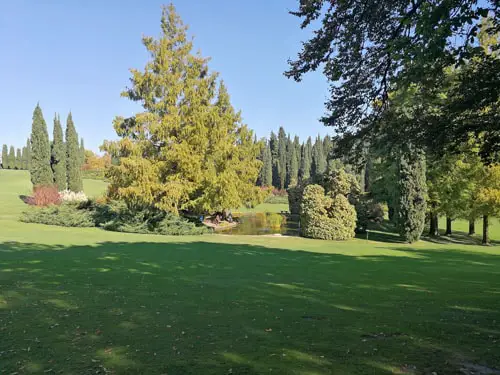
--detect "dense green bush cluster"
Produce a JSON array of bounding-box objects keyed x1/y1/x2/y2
[
  {"x1": 300, "y1": 184, "x2": 356, "y2": 240},
  {"x1": 287, "y1": 183, "x2": 306, "y2": 215},
  {"x1": 264, "y1": 194, "x2": 289, "y2": 204},
  {"x1": 21, "y1": 200, "x2": 209, "y2": 236},
  {"x1": 21, "y1": 203, "x2": 95, "y2": 227},
  {"x1": 101, "y1": 202, "x2": 209, "y2": 236}
]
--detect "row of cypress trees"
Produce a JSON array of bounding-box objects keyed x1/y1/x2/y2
[
  {"x1": 1, "y1": 140, "x2": 31, "y2": 170},
  {"x1": 258, "y1": 127, "x2": 332, "y2": 189},
  {"x1": 29, "y1": 104, "x2": 85, "y2": 192}
]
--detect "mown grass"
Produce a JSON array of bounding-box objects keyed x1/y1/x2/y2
[{"x1": 0, "y1": 170, "x2": 499, "y2": 374}]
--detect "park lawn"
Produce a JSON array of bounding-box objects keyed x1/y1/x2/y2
[
  {"x1": 0, "y1": 170, "x2": 500, "y2": 374},
  {"x1": 236, "y1": 203, "x2": 289, "y2": 214}
]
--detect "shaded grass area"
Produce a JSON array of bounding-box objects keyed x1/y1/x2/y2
[{"x1": 1, "y1": 240, "x2": 500, "y2": 374}]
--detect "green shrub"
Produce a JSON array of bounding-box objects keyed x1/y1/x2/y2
[
  {"x1": 355, "y1": 195, "x2": 385, "y2": 233},
  {"x1": 21, "y1": 203, "x2": 95, "y2": 227},
  {"x1": 100, "y1": 201, "x2": 209, "y2": 236},
  {"x1": 300, "y1": 184, "x2": 356, "y2": 240}
]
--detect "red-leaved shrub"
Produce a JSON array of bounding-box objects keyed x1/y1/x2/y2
[{"x1": 27, "y1": 185, "x2": 61, "y2": 206}]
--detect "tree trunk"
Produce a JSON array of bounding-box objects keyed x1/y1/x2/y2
[
  {"x1": 429, "y1": 212, "x2": 439, "y2": 236},
  {"x1": 482, "y1": 215, "x2": 489, "y2": 245},
  {"x1": 468, "y1": 219, "x2": 475, "y2": 236},
  {"x1": 445, "y1": 217, "x2": 452, "y2": 236}
]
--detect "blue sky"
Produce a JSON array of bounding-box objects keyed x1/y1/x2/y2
[{"x1": 0, "y1": 0, "x2": 330, "y2": 152}]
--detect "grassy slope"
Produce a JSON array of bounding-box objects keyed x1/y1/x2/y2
[{"x1": 0, "y1": 170, "x2": 499, "y2": 375}]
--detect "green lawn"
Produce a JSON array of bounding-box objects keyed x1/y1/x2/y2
[
  {"x1": 236, "y1": 202, "x2": 290, "y2": 214},
  {"x1": 1, "y1": 170, "x2": 499, "y2": 374}
]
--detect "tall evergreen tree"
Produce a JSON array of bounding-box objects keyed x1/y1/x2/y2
[
  {"x1": 277, "y1": 127, "x2": 287, "y2": 189},
  {"x1": 285, "y1": 134, "x2": 294, "y2": 187},
  {"x1": 1, "y1": 145, "x2": 7, "y2": 169},
  {"x1": 312, "y1": 135, "x2": 326, "y2": 181},
  {"x1": 80, "y1": 138, "x2": 85, "y2": 165},
  {"x1": 262, "y1": 141, "x2": 273, "y2": 187},
  {"x1": 395, "y1": 148, "x2": 427, "y2": 243},
  {"x1": 25, "y1": 138, "x2": 32, "y2": 170},
  {"x1": 21, "y1": 147, "x2": 27, "y2": 170},
  {"x1": 51, "y1": 114, "x2": 66, "y2": 190},
  {"x1": 15, "y1": 148, "x2": 22, "y2": 169},
  {"x1": 293, "y1": 135, "x2": 301, "y2": 173},
  {"x1": 289, "y1": 145, "x2": 299, "y2": 186},
  {"x1": 66, "y1": 113, "x2": 83, "y2": 192},
  {"x1": 102, "y1": 5, "x2": 261, "y2": 213},
  {"x1": 30, "y1": 104, "x2": 53, "y2": 185},
  {"x1": 8, "y1": 146, "x2": 15, "y2": 169},
  {"x1": 269, "y1": 131, "x2": 280, "y2": 188},
  {"x1": 323, "y1": 135, "x2": 332, "y2": 161},
  {"x1": 300, "y1": 137, "x2": 313, "y2": 181}
]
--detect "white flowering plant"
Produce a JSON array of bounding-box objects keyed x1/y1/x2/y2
[{"x1": 59, "y1": 190, "x2": 89, "y2": 203}]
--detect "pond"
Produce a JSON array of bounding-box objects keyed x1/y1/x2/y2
[{"x1": 218, "y1": 212, "x2": 300, "y2": 236}]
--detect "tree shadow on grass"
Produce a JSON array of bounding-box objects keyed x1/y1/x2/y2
[{"x1": 0, "y1": 240, "x2": 499, "y2": 374}]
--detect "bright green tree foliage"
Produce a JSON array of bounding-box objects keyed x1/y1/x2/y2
[
  {"x1": 21, "y1": 147, "x2": 27, "y2": 170},
  {"x1": 293, "y1": 135, "x2": 301, "y2": 174},
  {"x1": 30, "y1": 105, "x2": 53, "y2": 186},
  {"x1": 15, "y1": 148, "x2": 22, "y2": 169},
  {"x1": 103, "y1": 5, "x2": 261, "y2": 214},
  {"x1": 66, "y1": 113, "x2": 83, "y2": 192},
  {"x1": 395, "y1": 148, "x2": 427, "y2": 243},
  {"x1": 80, "y1": 138, "x2": 85, "y2": 165},
  {"x1": 475, "y1": 165, "x2": 500, "y2": 244},
  {"x1": 300, "y1": 168, "x2": 357, "y2": 240},
  {"x1": 1, "y1": 145, "x2": 7, "y2": 169},
  {"x1": 51, "y1": 114, "x2": 67, "y2": 190}
]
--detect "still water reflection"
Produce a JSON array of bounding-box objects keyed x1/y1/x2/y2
[{"x1": 219, "y1": 212, "x2": 300, "y2": 236}]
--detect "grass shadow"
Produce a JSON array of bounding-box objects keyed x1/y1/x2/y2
[{"x1": 0, "y1": 240, "x2": 499, "y2": 374}]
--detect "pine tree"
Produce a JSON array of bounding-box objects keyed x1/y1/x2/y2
[
  {"x1": 66, "y1": 113, "x2": 83, "y2": 192},
  {"x1": 1, "y1": 145, "x2": 7, "y2": 169},
  {"x1": 102, "y1": 5, "x2": 261, "y2": 213},
  {"x1": 25, "y1": 138, "x2": 32, "y2": 170},
  {"x1": 51, "y1": 114, "x2": 66, "y2": 190},
  {"x1": 8, "y1": 146, "x2": 15, "y2": 169},
  {"x1": 30, "y1": 104, "x2": 53, "y2": 185},
  {"x1": 269, "y1": 131, "x2": 279, "y2": 188},
  {"x1": 15, "y1": 148, "x2": 22, "y2": 169},
  {"x1": 277, "y1": 127, "x2": 287, "y2": 189},
  {"x1": 395, "y1": 147, "x2": 427, "y2": 243}
]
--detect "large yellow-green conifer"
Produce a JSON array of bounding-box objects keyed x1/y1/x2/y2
[{"x1": 103, "y1": 5, "x2": 261, "y2": 214}]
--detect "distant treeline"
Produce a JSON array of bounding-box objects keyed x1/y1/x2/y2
[
  {"x1": 257, "y1": 127, "x2": 334, "y2": 189},
  {"x1": 1, "y1": 141, "x2": 31, "y2": 170}
]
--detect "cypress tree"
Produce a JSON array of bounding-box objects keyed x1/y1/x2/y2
[
  {"x1": 8, "y1": 146, "x2": 15, "y2": 169},
  {"x1": 312, "y1": 135, "x2": 326, "y2": 181},
  {"x1": 289, "y1": 145, "x2": 299, "y2": 186},
  {"x1": 66, "y1": 113, "x2": 83, "y2": 192},
  {"x1": 51, "y1": 114, "x2": 66, "y2": 190},
  {"x1": 30, "y1": 104, "x2": 53, "y2": 185},
  {"x1": 395, "y1": 147, "x2": 427, "y2": 243},
  {"x1": 262, "y1": 141, "x2": 273, "y2": 187},
  {"x1": 293, "y1": 135, "x2": 301, "y2": 174},
  {"x1": 26, "y1": 138, "x2": 32, "y2": 170},
  {"x1": 285, "y1": 134, "x2": 294, "y2": 187},
  {"x1": 323, "y1": 135, "x2": 332, "y2": 161},
  {"x1": 15, "y1": 148, "x2": 22, "y2": 169},
  {"x1": 21, "y1": 147, "x2": 27, "y2": 170},
  {"x1": 300, "y1": 137, "x2": 313, "y2": 181},
  {"x1": 1, "y1": 145, "x2": 7, "y2": 169},
  {"x1": 80, "y1": 138, "x2": 85, "y2": 165},
  {"x1": 270, "y1": 131, "x2": 280, "y2": 188},
  {"x1": 277, "y1": 127, "x2": 287, "y2": 189}
]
